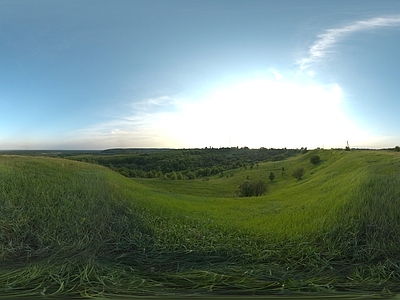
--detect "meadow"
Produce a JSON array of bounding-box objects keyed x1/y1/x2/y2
[{"x1": 1, "y1": 149, "x2": 400, "y2": 298}]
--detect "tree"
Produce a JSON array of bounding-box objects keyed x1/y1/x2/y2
[
  {"x1": 129, "y1": 169, "x2": 138, "y2": 178},
  {"x1": 147, "y1": 170, "x2": 155, "y2": 178},
  {"x1": 292, "y1": 167, "x2": 305, "y2": 180},
  {"x1": 238, "y1": 180, "x2": 253, "y2": 197},
  {"x1": 237, "y1": 179, "x2": 267, "y2": 197},
  {"x1": 269, "y1": 172, "x2": 275, "y2": 182},
  {"x1": 310, "y1": 155, "x2": 320, "y2": 164},
  {"x1": 186, "y1": 171, "x2": 196, "y2": 180},
  {"x1": 253, "y1": 180, "x2": 267, "y2": 196},
  {"x1": 395, "y1": 146, "x2": 400, "y2": 152},
  {"x1": 118, "y1": 167, "x2": 130, "y2": 177}
]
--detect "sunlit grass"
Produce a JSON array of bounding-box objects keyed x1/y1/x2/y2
[{"x1": 1, "y1": 150, "x2": 400, "y2": 297}]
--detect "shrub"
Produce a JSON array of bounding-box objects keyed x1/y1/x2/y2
[
  {"x1": 238, "y1": 179, "x2": 267, "y2": 197},
  {"x1": 171, "y1": 171, "x2": 177, "y2": 180},
  {"x1": 186, "y1": 171, "x2": 196, "y2": 180},
  {"x1": 253, "y1": 180, "x2": 267, "y2": 196},
  {"x1": 147, "y1": 171, "x2": 155, "y2": 178},
  {"x1": 118, "y1": 167, "x2": 130, "y2": 177},
  {"x1": 292, "y1": 167, "x2": 305, "y2": 180},
  {"x1": 238, "y1": 180, "x2": 252, "y2": 197},
  {"x1": 310, "y1": 155, "x2": 320, "y2": 164}
]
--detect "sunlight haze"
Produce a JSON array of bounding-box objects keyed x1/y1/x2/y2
[{"x1": 1, "y1": 0, "x2": 399, "y2": 150}]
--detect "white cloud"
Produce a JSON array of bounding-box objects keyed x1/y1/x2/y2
[{"x1": 299, "y1": 15, "x2": 400, "y2": 71}]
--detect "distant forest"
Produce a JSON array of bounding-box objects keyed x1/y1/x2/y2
[{"x1": 65, "y1": 147, "x2": 302, "y2": 179}]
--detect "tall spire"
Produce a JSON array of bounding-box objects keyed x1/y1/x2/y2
[{"x1": 345, "y1": 140, "x2": 350, "y2": 151}]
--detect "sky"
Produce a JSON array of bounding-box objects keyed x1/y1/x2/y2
[{"x1": 1, "y1": 0, "x2": 400, "y2": 150}]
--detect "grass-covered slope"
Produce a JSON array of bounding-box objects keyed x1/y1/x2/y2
[
  {"x1": 1, "y1": 150, "x2": 400, "y2": 297},
  {"x1": 0, "y1": 156, "x2": 153, "y2": 297}
]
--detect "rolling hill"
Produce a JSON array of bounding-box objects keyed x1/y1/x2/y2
[{"x1": 1, "y1": 149, "x2": 400, "y2": 297}]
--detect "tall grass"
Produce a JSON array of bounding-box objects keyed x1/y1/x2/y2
[
  {"x1": 322, "y1": 163, "x2": 400, "y2": 291},
  {"x1": 0, "y1": 156, "x2": 150, "y2": 263},
  {"x1": 1, "y1": 151, "x2": 400, "y2": 297},
  {"x1": 0, "y1": 156, "x2": 154, "y2": 296}
]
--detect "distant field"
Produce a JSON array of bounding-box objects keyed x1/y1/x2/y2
[{"x1": 1, "y1": 149, "x2": 400, "y2": 297}]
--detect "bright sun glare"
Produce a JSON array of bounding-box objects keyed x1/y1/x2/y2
[{"x1": 150, "y1": 76, "x2": 371, "y2": 149}]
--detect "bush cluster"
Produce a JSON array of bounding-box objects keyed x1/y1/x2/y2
[
  {"x1": 292, "y1": 168, "x2": 305, "y2": 180},
  {"x1": 237, "y1": 179, "x2": 267, "y2": 197},
  {"x1": 310, "y1": 155, "x2": 320, "y2": 164}
]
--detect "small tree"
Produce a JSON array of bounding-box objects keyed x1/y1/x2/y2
[
  {"x1": 187, "y1": 171, "x2": 196, "y2": 180},
  {"x1": 269, "y1": 172, "x2": 275, "y2": 182},
  {"x1": 238, "y1": 180, "x2": 253, "y2": 197},
  {"x1": 292, "y1": 167, "x2": 305, "y2": 180},
  {"x1": 204, "y1": 167, "x2": 211, "y2": 176},
  {"x1": 253, "y1": 180, "x2": 267, "y2": 196},
  {"x1": 310, "y1": 155, "x2": 320, "y2": 164},
  {"x1": 238, "y1": 179, "x2": 267, "y2": 197},
  {"x1": 171, "y1": 171, "x2": 177, "y2": 180},
  {"x1": 395, "y1": 146, "x2": 400, "y2": 152},
  {"x1": 118, "y1": 167, "x2": 130, "y2": 177}
]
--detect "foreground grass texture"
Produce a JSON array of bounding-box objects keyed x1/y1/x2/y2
[{"x1": 1, "y1": 150, "x2": 400, "y2": 297}]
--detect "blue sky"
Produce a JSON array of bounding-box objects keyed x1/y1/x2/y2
[{"x1": 1, "y1": 0, "x2": 400, "y2": 150}]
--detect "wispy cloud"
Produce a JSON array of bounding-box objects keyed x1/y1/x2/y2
[
  {"x1": 299, "y1": 15, "x2": 400, "y2": 71},
  {"x1": 134, "y1": 95, "x2": 178, "y2": 108},
  {"x1": 68, "y1": 119, "x2": 157, "y2": 149},
  {"x1": 129, "y1": 95, "x2": 181, "y2": 114},
  {"x1": 68, "y1": 95, "x2": 182, "y2": 149}
]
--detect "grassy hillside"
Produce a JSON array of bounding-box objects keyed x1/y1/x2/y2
[{"x1": 1, "y1": 150, "x2": 400, "y2": 297}]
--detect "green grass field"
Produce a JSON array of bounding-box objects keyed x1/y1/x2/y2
[{"x1": 1, "y1": 150, "x2": 400, "y2": 297}]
